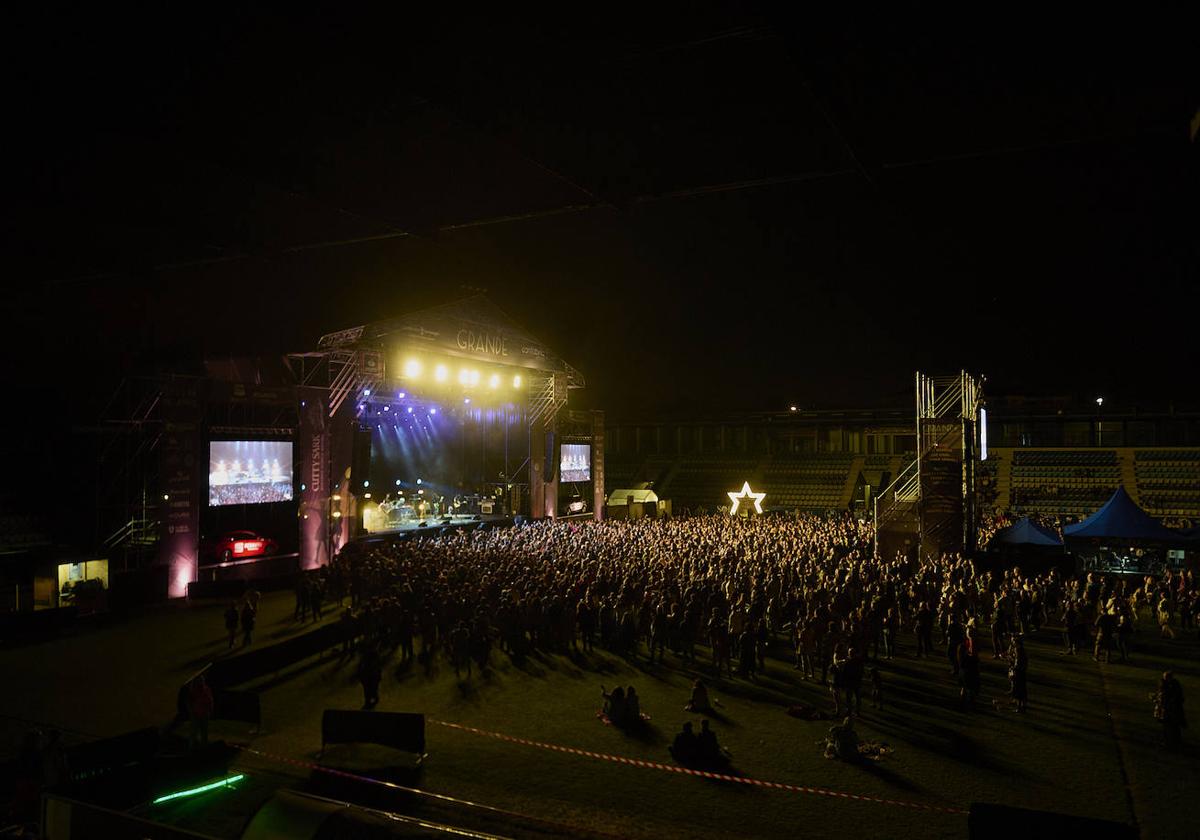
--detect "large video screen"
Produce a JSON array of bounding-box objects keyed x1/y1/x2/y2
[
  {"x1": 209, "y1": 440, "x2": 293, "y2": 507},
  {"x1": 560, "y1": 444, "x2": 591, "y2": 483}
]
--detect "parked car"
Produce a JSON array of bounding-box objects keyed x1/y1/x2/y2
[{"x1": 200, "y1": 530, "x2": 278, "y2": 566}]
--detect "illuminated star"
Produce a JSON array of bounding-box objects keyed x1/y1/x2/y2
[{"x1": 728, "y1": 481, "x2": 766, "y2": 515}]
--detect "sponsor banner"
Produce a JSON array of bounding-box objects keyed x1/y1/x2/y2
[
  {"x1": 298, "y1": 387, "x2": 330, "y2": 570},
  {"x1": 159, "y1": 380, "x2": 201, "y2": 598},
  {"x1": 592, "y1": 410, "x2": 605, "y2": 522}
]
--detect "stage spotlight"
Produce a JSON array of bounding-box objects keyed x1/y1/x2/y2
[
  {"x1": 489, "y1": 373, "x2": 500, "y2": 389},
  {"x1": 395, "y1": 479, "x2": 401, "y2": 486},
  {"x1": 383, "y1": 405, "x2": 390, "y2": 412},
  {"x1": 404, "y1": 359, "x2": 421, "y2": 378},
  {"x1": 407, "y1": 406, "x2": 413, "y2": 413},
  {"x1": 468, "y1": 369, "x2": 480, "y2": 386},
  {"x1": 397, "y1": 391, "x2": 406, "y2": 399},
  {"x1": 458, "y1": 368, "x2": 470, "y2": 385},
  {"x1": 301, "y1": 483, "x2": 306, "y2": 491},
  {"x1": 513, "y1": 374, "x2": 522, "y2": 388},
  {"x1": 163, "y1": 494, "x2": 169, "y2": 501},
  {"x1": 364, "y1": 388, "x2": 371, "y2": 396},
  {"x1": 464, "y1": 397, "x2": 471, "y2": 405},
  {"x1": 429, "y1": 407, "x2": 437, "y2": 415},
  {"x1": 333, "y1": 510, "x2": 342, "y2": 518},
  {"x1": 417, "y1": 478, "x2": 422, "y2": 485},
  {"x1": 364, "y1": 492, "x2": 372, "y2": 499},
  {"x1": 435, "y1": 364, "x2": 449, "y2": 382},
  {"x1": 363, "y1": 480, "x2": 370, "y2": 487}
]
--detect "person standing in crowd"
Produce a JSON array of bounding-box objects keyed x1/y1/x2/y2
[
  {"x1": 188, "y1": 675, "x2": 214, "y2": 750},
  {"x1": 240, "y1": 598, "x2": 257, "y2": 647},
  {"x1": 915, "y1": 602, "x2": 934, "y2": 658},
  {"x1": 1117, "y1": 612, "x2": 1134, "y2": 661},
  {"x1": 1154, "y1": 671, "x2": 1186, "y2": 750},
  {"x1": 294, "y1": 574, "x2": 308, "y2": 622},
  {"x1": 310, "y1": 579, "x2": 324, "y2": 622},
  {"x1": 958, "y1": 627, "x2": 981, "y2": 710},
  {"x1": 358, "y1": 646, "x2": 382, "y2": 709},
  {"x1": 1004, "y1": 635, "x2": 1029, "y2": 713},
  {"x1": 1094, "y1": 608, "x2": 1117, "y2": 663},
  {"x1": 224, "y1": 601, "x2": 240, "y2": 649}
]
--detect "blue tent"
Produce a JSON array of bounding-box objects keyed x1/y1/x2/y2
[
  {"x1": 1063, "y1": 486, "x2": 1180, "y2": 541},
  {"x1": 991, "y1": 517, "x2": 1063, "y2": 547}
]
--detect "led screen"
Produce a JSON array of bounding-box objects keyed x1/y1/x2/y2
[
  {"x1": 209, "y1": 440, "x2": 293, "y2": 506},
  {"x1": 980, "y1": 408, "x2": 988, "y2": 461},
  {"x1": 560, "y1": 444, "x2": 591, "y2": 482}
]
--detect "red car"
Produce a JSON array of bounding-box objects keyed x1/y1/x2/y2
[{"x1": 201, "y1": 530, "x2": 278, "y2": 566}]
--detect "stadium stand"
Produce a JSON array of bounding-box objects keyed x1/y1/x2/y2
[
  {"x1": 1007, "y1": 449, "x2": 1121, "y2": 519},
  {"x1": 760, "y1": 454, "x2": 856, "y2": 512},
  {"x1": 1134, "y1": 449, "x2": 1200, "y2": 519}
]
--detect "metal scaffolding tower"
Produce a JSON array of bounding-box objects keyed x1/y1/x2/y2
[{"x1": 875, "y1": 371, "x2": 983, "y2": 560}]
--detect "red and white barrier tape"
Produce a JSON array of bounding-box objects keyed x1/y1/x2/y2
[{"x1": 428, "y1": 719, "x2": 968, "y2": 816}]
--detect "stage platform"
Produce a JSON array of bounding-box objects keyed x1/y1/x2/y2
[{"x1": 358, "y1": 513, "x2": 516, "y2": 542}]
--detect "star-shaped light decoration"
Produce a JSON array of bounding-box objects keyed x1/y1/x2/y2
[{"x1": 728, "y1": 481, "x2": 766, "y2": 515}]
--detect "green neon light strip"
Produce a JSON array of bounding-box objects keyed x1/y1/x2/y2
[{"x1": 152, "y1": 773, "x2": 245, "y2": 804}]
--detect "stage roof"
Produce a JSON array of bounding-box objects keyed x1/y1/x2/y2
[
  {"x1": 318, "y1": 295, "x2": 584, "y2": 383},
  {"x1": 1062, "y1": 486, "x2": 1180, "y2": 542}
]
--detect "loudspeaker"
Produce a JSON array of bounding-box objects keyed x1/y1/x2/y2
[
  {"x1": 350, "y1": 425, "x2": 372, "y2": 492},
  {"x1": 545, "y1": 430, "x2": 557, "y2": 483}
]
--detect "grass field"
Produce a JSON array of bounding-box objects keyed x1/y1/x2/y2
[{"x1": 3, "y1": 592, "x2": 1198, "y2": 839}]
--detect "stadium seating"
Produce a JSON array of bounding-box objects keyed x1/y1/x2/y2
[
  {"x1": 1008, "y1": 449, "x2": 1121, "y2": 518},
  {"x1": 1134, "y1": 450, "x2": 1200, "y2": 518},
  {"x1": 759, "y1": 455, "x2": 856, "y2": 512}
]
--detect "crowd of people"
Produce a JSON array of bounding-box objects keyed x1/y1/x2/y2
[{"x1": 319, "y1": 511, "x2": 1191, "y2": 751}]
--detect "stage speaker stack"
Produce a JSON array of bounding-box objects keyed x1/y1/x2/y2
[{"x1": 350, "y1": 425, "x2": 372, "y2": 492}]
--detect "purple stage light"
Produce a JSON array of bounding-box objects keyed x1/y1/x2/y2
[
  {"x1": 398, "y1": 391, "x2": 406, "y2": 399},
  {"x1": 383, "y1": 405, "x2": 390, "y2": 412},
  {"x1": 407, "y1": 406, "x2": 413, "y2": 413},
  {"x1": 429, "y1": 408, "x2": 437, "y2": 415}
]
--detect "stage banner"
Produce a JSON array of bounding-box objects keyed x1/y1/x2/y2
[
  {"x1": 159, "y1": 378, "x2": 201, "y2": 598},
  {"x1": 370, "y1": 296, "x2": 561, "y2": 372},
  {"x1": 298, "y1": 387, "x2": 330, "y2": 570},
  {"x1": 592, "y1": 410, "x2": 605, "y2": 522}
]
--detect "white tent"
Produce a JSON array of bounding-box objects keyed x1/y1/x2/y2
[{"x1": 606, "y1": 488, "x2": 659, "y2": 506}]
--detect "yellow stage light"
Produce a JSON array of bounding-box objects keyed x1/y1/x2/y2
[
  {"x1": 728, "y1": 481, "x2": 766, "y2": 515},
  {"x1": 332, "y1": 510, "x2": 342, "y2": 518},
  {"x1": 489, "y1": 373, "x2": 500, "y2": 389},
  {"x1": 468, "y1": 369, "x2": 480, "y2": 386},
  {"x1": 513, "y1": 374, "x2": 522, "y2": 388},
  {"x1": 435, "y1": 364, "x2": 449, "y2": 382},
  {"x1": 404, "y1": 359, "x2": 421, "y2": 378},
  {"x1": 458, "y1": 368, "x2": 470, "y2": 385}
]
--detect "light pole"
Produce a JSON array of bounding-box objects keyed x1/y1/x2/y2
[{"x1": 1096, "y1": 397, "x2": 1104, "y2": 446}]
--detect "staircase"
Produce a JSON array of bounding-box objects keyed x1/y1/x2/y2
[{"x1": 839, "y1": 455, "x2": 865, "y2": 509}]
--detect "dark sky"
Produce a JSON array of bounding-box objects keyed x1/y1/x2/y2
[{"x1": 7, "y1": 9, "x2": 1198, "y2": 419}]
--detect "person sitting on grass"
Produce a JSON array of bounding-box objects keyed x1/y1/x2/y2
[
  {"x1": 824, "y1": 716, "x2": 859, "y2": 761},
  {"x1": 685, "y1": 678, "x2": 711, "y2": 712},
  {"x1": 669, "y1": 721, "x2": 698, "y2": 764},
  {"x1": 624, "y1": 686, "x2": 642, "y2": 726},
  {"x1": 601, "y1": 684, "x2": 626, "y2": 727},
  {"x1": 696, "y1": 719, "x2": 730, "y2": 768}
]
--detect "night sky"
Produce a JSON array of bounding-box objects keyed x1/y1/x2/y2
[{"x1": 8, "y1": 9, "x2": 1198, "y2": 419}]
